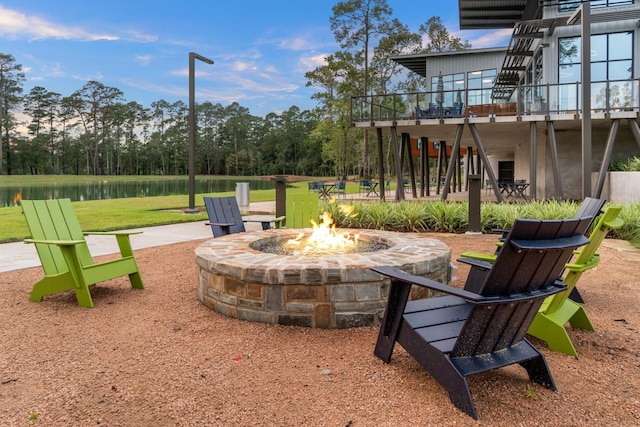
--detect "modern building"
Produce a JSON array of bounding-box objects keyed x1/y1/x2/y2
[{"x1": 351, "y1": 0, "x2": 640, "y2": 201}]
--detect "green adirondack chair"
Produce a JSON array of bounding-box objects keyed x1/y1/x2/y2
[
  {"x1": 527, "y1": 205, "x2": 624, "y2": 356},
  {"x1": 285, "y1": 193, "x2": 319, "y2": 228},
  {"x1": 21, "y1": 199, "x2": 144, "y2": 308}
]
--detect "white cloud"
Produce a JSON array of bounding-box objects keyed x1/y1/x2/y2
[
  {"x1": 135, "y1": 55, "x2": 153, "y2": 66},
  {"x1": 169, "y1": 67, "x2": 214, "y2": 78},
  {"x1": 0, "y1": 6, "x2": 117, "y2": 41},
  {"x1": 72, "y1": 72, "x2": 104, "y2": 82},
  {"x1": 469, "y1": 29, "x2": 513, "y2": 48},
  {"x1": 232, "y1": 61, "x2": 257, "y2": 72},
  {"x1": 298, "y1": 53, "x2": 327, "y2": 70},
  {"x1": 279, "y1": 37, "x2": 316, "y2": 51},
  {"x1": 121, "y1": 30, "x2": 158, "y2": 43},
  {"x1": 0, "y1": 5, "x2": 155, "y2": 43},
  {"x1": 33, "y1": 63, "x2": 65, "y2": 81}
]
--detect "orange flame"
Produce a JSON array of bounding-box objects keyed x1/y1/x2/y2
[{"x1": 285, "y1": 208, "x2": 359, "y2": 255}]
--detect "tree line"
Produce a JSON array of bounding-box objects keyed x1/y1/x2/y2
[{"x1": 0, "y1": 0, "x2": 468, "y2": 177}]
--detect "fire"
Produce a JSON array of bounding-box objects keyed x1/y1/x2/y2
[{"x1": 285, "y1": 206, "x2": 359, "y2": 255}]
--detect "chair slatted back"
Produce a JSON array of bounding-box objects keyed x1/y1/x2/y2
[
  {"x1": 286, "y1": 193, "x2": 319, "y2": 228},
  {"x1": 546, "y1": 205, "x2": 623, "y2": 313},
  {"x1": 21, "y1": 199, "x2": 93, "y2": 275},
  {"x1": 203, "y1": 196, "x2": 246, "y2": 237},
  {"x1": 452, "y1": 216, "x2": 593, "y2": 357},
  {"x1": 574, "y1": 206, "x2": 622, "y2": 265},
  {"x1": 575, "y1": 197, "x2": 606, "y2": 224}
]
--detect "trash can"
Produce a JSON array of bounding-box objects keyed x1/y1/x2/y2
[{"x1": 236, "y1": 182, "x2": 250, "y2": 207}]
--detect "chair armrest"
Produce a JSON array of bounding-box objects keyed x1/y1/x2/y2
[
  {"x1": 458, "y1": 252, "x2": 497, "y2": 263},
  {"x1": 371, "y1": 266, "x2": 484, "y2": 302},
  {"x1": 205, "y1": 222, "x2": 235, "y2": 227},
  {"x1": 491, "y1": 228, "x2": 509, "y2": 236},
  {"x1": 456, "y1": 257, "x2": 494, "y2": 270},
  {"x1": 604, "y1": 217, "x2": 624, "y2": 230},
  {"x1": 242, "y1": 215, "x2": 286, "y2": 230},
  {"x1": 83, "y1": 231, "x2": 143, "y2": 236},
  {"x1": 565, "y1": 253, "x2": 600, "y2": 273},
  {"x1": 511, "y1": 234, "x2": 590, "y2": 251},
  {"x1": 24, "y1": 238, "x2": 86, "y2": 246},
  {"x1": 374, "y1": 265, "x2": 568, "y2": 307},
  {"x1": 273, "y1": 216, "x2": 285, "y2": 229}
]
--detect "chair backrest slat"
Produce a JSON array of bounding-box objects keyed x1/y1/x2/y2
[{"x1": 575, "y1": 197, "x2": 606, "y2": 223}]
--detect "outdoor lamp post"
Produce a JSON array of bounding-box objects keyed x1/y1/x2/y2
[{"x1": 185, "y1": 52, "x2": 214, "y2": 214}]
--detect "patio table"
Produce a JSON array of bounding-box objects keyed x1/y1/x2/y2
[
  {"x1": 498, "y1": 181, "x2": 529, "y2": 200},
  {"x1": 367, "y1": 181, "x2": 379, "y2": 197},
  {"x1": 318, "y1": 182, "x2": 335, "y2": 199}
]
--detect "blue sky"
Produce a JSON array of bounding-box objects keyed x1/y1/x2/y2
[{"x1": 1, "y1": 1, "x2": 511, "y2": 117}]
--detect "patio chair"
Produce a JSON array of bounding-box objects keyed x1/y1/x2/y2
[
  {"x1": 371, "y1": 216, "x2": 592, "y2": 419},
  {"x1": 527, "y1": 205, "x2": 624, "y2": 356},
  {"x1": 21, "y1": 199, "x2": 144, "y2": 308},
  {"x1": 358, "y1": 179, "x2": 372, "y2": 196},
  {"x1": 285, "y1": 193, "x2": 318, "y2": 228},
  {"x1": 204, "y1": 196, "x2": 284, "y2": 238},
  {"x1": 460, "y1": 197, "x2": 606, "y2": 303},
  {"x1": 330, "y1": 181, "x2": 346, "y2": 198},
  {"x1": 484, "y1": 179, "x2": 491, "y2": 195},
  {"x1": 308, "y1": 181, "x2": 321, "y2": 192}
]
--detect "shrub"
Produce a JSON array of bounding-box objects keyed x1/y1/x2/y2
[{"x1": 609, "y1": 156, "x2": 640, "y2": 172}]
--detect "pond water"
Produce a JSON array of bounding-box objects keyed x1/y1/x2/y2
[{"x1": 1, "y1": 178, "x2": 276, "y2": 207}]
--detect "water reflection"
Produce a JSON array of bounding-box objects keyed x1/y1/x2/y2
[{"x1": 1, "y1": 178, "x2": 275, "y2": 207}]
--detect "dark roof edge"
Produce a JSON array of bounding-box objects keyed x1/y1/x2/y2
[{"x1": 391, "y1": 46, "x2": 508, "y2": 62}]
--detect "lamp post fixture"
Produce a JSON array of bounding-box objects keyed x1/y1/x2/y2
[{"x1": 185, "y1": 52, "x2": 214, "y2": 214}]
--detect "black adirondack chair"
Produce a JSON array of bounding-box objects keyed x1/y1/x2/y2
[
  {"x1": 204, "y1": 196, "x2": 284, "y2": 238},
  {"x1": 204, "y1": 196, "x2": 247, "y2": 238},
  {"x1": 371, "y1": 216, "x2": 593, "y2": 419}
]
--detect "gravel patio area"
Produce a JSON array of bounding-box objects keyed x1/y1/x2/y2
[{"x1": 1, "y1": 232, "x2": 638, "y2": 426}]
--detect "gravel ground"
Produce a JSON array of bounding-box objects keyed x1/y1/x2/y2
[{"x1": 1, "y1": 233, "x2": 638, "y2": 426}]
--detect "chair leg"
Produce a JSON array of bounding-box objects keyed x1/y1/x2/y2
[
  {"x1": 74, "y1": 285, "x2": 95, "y2": 308},
  {"x1": 29, "y1": 274, "x2": 76, "y2": 302},
  {"x1": 567, "y1": 304, "x2": 594, "y2": 331},
  {"x1": 412, "y1": 343, "x2": 478, "y2": 419},
  {"x1": 374, "y1": 280, "x2": 412, "y2": 363},
  {"x1": 528, "y1": 313, "x2": 579, "y2": 357},
  {"x1": 568, "y1": 287, "x2": 584, "y2": 303},
  {"x1": 445, "y1": 374, "x2": 477, "y2": 420},
  {"x1": 128, "y1": 271, "x2": 145, "y2": 290},
  {"x1": 519, "y1": 350, "x2": 557, "y2": 390}
]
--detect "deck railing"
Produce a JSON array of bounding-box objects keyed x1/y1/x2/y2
[{"x1": 351, "y1": 78, "x2": 640, "y2": 123}]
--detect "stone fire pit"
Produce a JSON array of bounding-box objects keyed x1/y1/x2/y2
[{"x1": 196, "y1": 229, "x2": 451, "y2": 328}]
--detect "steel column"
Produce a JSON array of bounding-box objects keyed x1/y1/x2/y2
[{"x1": 594, "y1": 119, "x2": 620, "y2": 198}]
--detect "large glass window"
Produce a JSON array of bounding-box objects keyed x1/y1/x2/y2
[
  {"x1": 430, "y1": 73, "x2": 464, "y2": 107},
  {"x1": 559, "y1": 31, "x2": 633, "y2": 110},
  {"x1": 559, "y1": 0, "x2": 633, "y2": 12},
  {"x1": 466, "y1": 69, "x2": 496, "y2": 105},
  {"x1": 522, "y1": 50, "x2": 545, "y2": 112}
]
